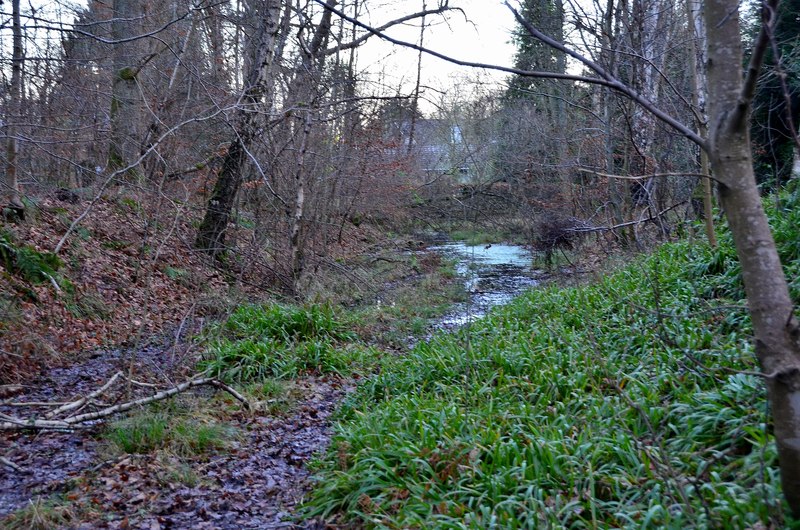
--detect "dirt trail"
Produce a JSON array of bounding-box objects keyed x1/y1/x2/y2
[{"x1": 0, "y1": 341, "x2": 346, "y2": 529}]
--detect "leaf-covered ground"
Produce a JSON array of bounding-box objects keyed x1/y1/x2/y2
[{"x1": 0, "y1": 337, "x2": 349, "y2": 529}]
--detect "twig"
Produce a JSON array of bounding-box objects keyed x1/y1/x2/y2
[
  {"x1": 1, "y1": 456, "x2": 26, "y2": 474},
  {"x1": 171, "y1": 302, "x2": 197, "y2": 366},
  {"x1": 577, "y1": 167, "x2": 723, "y2": 185},
  {"x1": 42, "y1": 272, "x2": 61, "y2": 292},
  {"x1": 6, "y1": 402, "x2": 69, "y2": 407},
  {"x1": 210, "y1": 380, "x2": 250, "y2": 409},
  {"x1": 567, "y1": 202, "x2": 687, "y2": 233},
  {"x1": 45, "y1": 371, "x2": 123, "y2": 419}
]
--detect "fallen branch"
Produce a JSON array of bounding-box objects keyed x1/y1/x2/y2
[
  {"x1": 1, "y1": 375, "x2": 250, "y2": 432},
  {"x1": 1, "y1": 456, "x2": 26, "y2": 474},
  {"x1": 45, "y1": 371, "x2": 124, "y2": 419},
  {"x1": 577, "y1": 167, "x2": 722, "y2": 184}
]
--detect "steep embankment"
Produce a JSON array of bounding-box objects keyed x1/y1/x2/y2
[{"x1": 304, "y1": 188, "x2": 800, "y2": 527}]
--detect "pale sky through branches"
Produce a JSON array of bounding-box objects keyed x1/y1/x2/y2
[
  {"x1": 352, "y1": 0, "x2": 517, "y2": 110},
  {"x1": 8, "y1": 0, "x2": 518, "y2": 114}
]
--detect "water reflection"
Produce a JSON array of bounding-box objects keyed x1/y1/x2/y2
[{"x1": 430, "y1": 242, "x2": 540, "y2": 328}]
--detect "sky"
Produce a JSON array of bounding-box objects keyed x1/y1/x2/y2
[
  {"x1": 9, "y1": 0, "x2": 519, "y2": 114},
  {"x1": 352, "y1": 0, "x2": 518, "y2": 111}
]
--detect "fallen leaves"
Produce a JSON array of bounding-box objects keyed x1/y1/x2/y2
[{"x1": 1, "y1": 366, "x2": 346, "y2": 528}]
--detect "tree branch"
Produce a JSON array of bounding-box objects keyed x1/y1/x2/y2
[
  {"x1": 504, "y1": 2, "x2": 707, "y2": 149},
  {"x1": 311, "y1": 0, "x2": 706, "y2": 149},
  {"x1": 323, "y1": 4, "x2": 458, "y2": 55},
  {"x1": 2, "y1": 375, "x2": 250, "y2": 431},
  {"x1": 736, "y1": 0, "x2": 780, "y2": 127},
  {"x1": 310, "y1": 0, "x2": 627, "y2": 89},
  {"x1": 567, "y1": 201, "x2": 688, "y2": 233},
  {"x1": 577, "y1": 167, "x2": 724, "y2": 185}
]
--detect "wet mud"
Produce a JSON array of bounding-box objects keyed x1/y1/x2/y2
[{"x1": 0, "y1": 343, "x2": 346, "y2": 529}]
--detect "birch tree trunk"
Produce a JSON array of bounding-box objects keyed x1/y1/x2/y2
[
  {"x1": 629, "y1": 0, "x2": 672, "y2": 212},
  {"x1": 686, "y1": 0, "x2": 717, "y2": 246},
  {"x1": 195, "y1": 0, "x2": 282, "y2": 255},
  {"x1": 705, "y1": 0, "x2": 800, "y2": 515},
  {"x1": 4, "y1": 0, "x2": 24, "y2": 219},
  {"x1": 285, "y1": 0, "x2": 336, "y2": 294}
]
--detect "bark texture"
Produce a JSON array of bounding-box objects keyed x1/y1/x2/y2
[
  {"x1": 705, "y1": 0, "x2": 800, "y2": 515},
  {"x1": 686, "y1": 0, "x2": 717, "y2": 246},
  {"x1": 195, "y1": 0, "x2": 282, "y2": 255},
  {"x1": 4, "y1": 0, "x2": 24, "y2": 218},
  {"x1": 109, "y1": 0, "x2": 143, "y2": 173}
]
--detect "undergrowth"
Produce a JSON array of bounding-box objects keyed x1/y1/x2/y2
[
  {"x1": 1, "y1": 496, "x2": 76, "y2": 530},
  {"x1": 200, "y1": 302, "x2": 379, "y2": 382},
  {"x1": 0, "y1": 231, "x2": 62, "y2": 285},
  {"x1": 303, "y1": 186, "x2": 800, "y2": 528},
  {"x1": 104, "y1": 400, "x2": 235, "y2": 456}
]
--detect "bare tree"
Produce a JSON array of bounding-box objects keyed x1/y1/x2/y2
[
  {"x1": 513, "y1": 0, "x2": 800, "y2": 514},
  {"x1": 108, "y1": 0, "x2": 145, "y2": 173},
  {"x1": 195, "y1": 0, "x2": 283, "y2": 255},
  {"x1": 686, "y1": 0, "x2": 717, "y2": 246},
  {"x1": 4, "y1": 0, "x2": 25, "y2": 219},
  {"x1": 704, "y1": 0, "x2": 800, "y2": 513},
  {"x1": 313, "y1": 0, "x2": 800, "y2": 514}
]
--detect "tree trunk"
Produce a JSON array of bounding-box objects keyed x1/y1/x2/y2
[
  {"x1": 281, "y1": 0, "x2": 336, "y2": 293},
  {"x1": 705, "y1": 0, "x2": 800, "y2": 516},
  {"x1": 290, "y1": 112, "x2": 312, "y2": 294},
  {"x1": 686, "y1": 0, "x2": 717, "y2": 246},
  {"x1": 629, "y1": 0, "x2": 671, "y2": 214},
  {"x1": 195, "y1": 0, "x2": 282, "y2": 255},
  {"x1": 4, "y1": 0, "x2": 24, "y2": 219},
  {"x1": 109, "y1": 0, "x2": 143, "y2": 173},
  {"x1": 407, "y1": 0, "x2": 427, "y2": 154}
]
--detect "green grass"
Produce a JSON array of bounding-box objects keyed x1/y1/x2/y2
[
  {"x1": 1, "y1": 496, "x2": 76, "y2": 530},
  {"x1": 64, "y1": 289, "x2": 111, "y2": 320},
  {"x1": 100, "y1": 240, "x2": 131, "y2": 251},
  {"x1": 104, "y1": 403, "x2": 234, "y2": 456},
  {"x1": 199, "y1": 303, "x2": 379, "y2": 382},
  {"x1": 303, "y1": 187, "x2": 800, "y2": 528},
  {"x1": 222, "y1": 303, "x2": 356, "y2": 343},
  {"x1": 353, "y1": 276, "x2": 468, "y2": 348},
  {"x1": 242, "y1": 378, "x2": 302, "y2": 415}
]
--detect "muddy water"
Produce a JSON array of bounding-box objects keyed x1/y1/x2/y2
[{"x1": 430, "y1": 242, "x2": 542, "y2": 328}]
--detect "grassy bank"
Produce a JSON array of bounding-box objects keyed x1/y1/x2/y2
[{"x1": 303, "y1": 188, "x2": 800, "y2": 527}]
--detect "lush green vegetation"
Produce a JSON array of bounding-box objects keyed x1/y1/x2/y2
[
  {"x1": 303, "y1": 187, "x2": 800, "y2": 528},
  {"x1": 0, "y1": 231, "x2": 62, "y2": 285},
  {"x1": 200, "y1": 302, "x2": 379, "y2": 382}
]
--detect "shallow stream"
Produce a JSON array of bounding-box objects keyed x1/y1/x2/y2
[{"x1": 429, "y1": 242, "x2": 542, "y2": 328}]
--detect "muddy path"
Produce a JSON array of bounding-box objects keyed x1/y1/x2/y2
[
  {"x1": 0, "y1": 339, "x2": 346, "y2": 529},
  {"x1": 1, "y1": 242, "x2": 544, "y2": 528}
]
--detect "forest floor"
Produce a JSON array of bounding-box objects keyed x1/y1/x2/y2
[
  {"x1": 0, "y1": 191, "x2": 475, "y2": 528},
  {"x1": 1, "y1": 337, "x2": 347, "y2": 528}
]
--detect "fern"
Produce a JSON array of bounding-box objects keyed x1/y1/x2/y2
[{"x1": 0, "y1": 232, "x2": 62, "y2": 284}]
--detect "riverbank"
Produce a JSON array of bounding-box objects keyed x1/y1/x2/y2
[
  {"x1": 0, "y1": 238, "x2": 482, "y2": 528},
  {"x1": 302, "y1": 237, "x2": 788, "y2": 527},
  {"x1": 298, "y1": 188, "x2": 800, "y2": 528}
]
